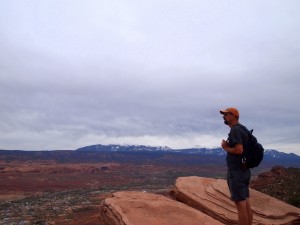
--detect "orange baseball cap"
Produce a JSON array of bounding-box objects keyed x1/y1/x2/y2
[{"x1": 220, "y1": 107, "x2": 239, "y2": 118}]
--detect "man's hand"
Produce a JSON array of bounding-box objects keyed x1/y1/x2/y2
[
  {"x1": 221, "y1": 140, "x2": 229, "y2": 150},
  {"x1": 221, "y1": 140, "x2": 243, "y2": 155}
]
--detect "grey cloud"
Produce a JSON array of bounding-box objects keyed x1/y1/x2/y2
[{"x1": 1, "y1": 1, "x2": 300, "y2": 153}]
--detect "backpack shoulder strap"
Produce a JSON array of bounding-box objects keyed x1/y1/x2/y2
[
  {"x1": 234, "y1": 123, "x2": 253, "y2": 135},
  {"x1": 234, "y1": 124, "x2": 254, "y2": 157}
]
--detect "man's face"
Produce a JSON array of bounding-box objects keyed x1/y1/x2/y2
[{"x1": 222, "y1": 113, "x2": 233, "y2": 125}]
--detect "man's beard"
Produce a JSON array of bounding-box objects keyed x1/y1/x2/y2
[{"x1": 224, "y1": 120, "x2": 229, "y2": 125}]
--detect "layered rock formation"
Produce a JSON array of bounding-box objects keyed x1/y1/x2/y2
[
  {"x1": 99, "y1": 191, "x2": 224, "y2": 225},
  {"x1": 173, "y1": 176, "x2": 300, "y2": 225},
  {"x1": 99, "y1": 176, "x2": 300, "y2": 225}
]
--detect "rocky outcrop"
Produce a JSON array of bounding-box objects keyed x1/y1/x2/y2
[
  {"x1": 98, "y1": 176, "x2": 300, "y2": 225},
  {"x1": 250, "y1": 166, "x2": 300, "y2": 207},
  {"x1": 173, "y1": 176, "x2": 300, "y2": 225},
  {"x1": 99, "y1": 191, "x2": 224, "y2": 225}
]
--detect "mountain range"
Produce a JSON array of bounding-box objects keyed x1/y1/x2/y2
[
  {"x1": 76, "y1": 144, "x2": 300, "y2": 167},
  {"x1": 1, "y1": 144, "x2": 299, "y2": 168},
  {"x1": 76, "y1": 144, "x2": 299, "y2": 157}
]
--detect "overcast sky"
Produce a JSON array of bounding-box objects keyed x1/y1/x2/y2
[{"x1": 1, "y1": 1, "x2": 300, "y2": 154}]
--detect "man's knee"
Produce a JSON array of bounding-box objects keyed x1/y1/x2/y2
[{"x1": 235, "y1": 200, "x2": 247, "y2": 209}]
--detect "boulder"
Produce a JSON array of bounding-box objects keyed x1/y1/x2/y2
[
  {"x1": 99, "y1": 191, "x2": 224, "y2": 225},
  {"x1": 173, "y1": 176, "x2": 300, "y2": 225}
]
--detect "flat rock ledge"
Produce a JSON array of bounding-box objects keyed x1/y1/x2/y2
[
  {"x1": 98, "y1": 176, "x2": 300, "y2": 225},
  {"x1": 99, "y1": 191, "x2": 224, "y2": 225},
  {"x1": 173, "y1": 176, "x2": 300, "y2": 225}
]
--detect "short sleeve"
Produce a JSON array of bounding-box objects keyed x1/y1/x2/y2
[{"x1": 228, "y1": 126, "x2": 243, "y2": 146}]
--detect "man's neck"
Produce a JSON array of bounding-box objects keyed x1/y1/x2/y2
[{"x1": 229, "y1": 121, "x2": 239, "y2": 128}]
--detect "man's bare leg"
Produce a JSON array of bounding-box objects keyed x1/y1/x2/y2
[
  {"x1": 235, "y1": 200, "x2": 252, "y2": 225},
  {"x1": 246, "y1": 198, "x2": 253, "y2": 225}
]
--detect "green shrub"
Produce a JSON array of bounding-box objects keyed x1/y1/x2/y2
[{"x1": 287, "y1": 194, "x2": 300, "y2": 208}]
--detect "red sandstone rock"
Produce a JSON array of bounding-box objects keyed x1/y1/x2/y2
[
  {"x1": 99, "y1": 191, "x2": 225, "y2": 225},
  {"x1": 173, "y1": 176, "x2": 300, "y2": 225}
]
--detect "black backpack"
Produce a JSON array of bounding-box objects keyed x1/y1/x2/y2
[{"x1": 237, "y1": 124, "x2": 264, "y2": 168}]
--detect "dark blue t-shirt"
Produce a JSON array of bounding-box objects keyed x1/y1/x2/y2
[{"x1": 226, "y1": 124, "x2": 249, "y2": 170}]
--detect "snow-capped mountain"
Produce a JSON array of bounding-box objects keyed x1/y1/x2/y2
[
  {"x1": 76, "y1": 144, "x2": 173, "y2": 152},
  {"x1": 75, "y1": 144, "x2": 300, "y2": 168}
]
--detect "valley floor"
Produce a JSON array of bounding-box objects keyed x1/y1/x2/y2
[{"x1": 1, "y1": 156, "x2": 298, "y2": 224}]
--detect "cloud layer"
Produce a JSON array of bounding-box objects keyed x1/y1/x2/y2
[{"x1": 1, "y1": 1, "x2": 300, "y2": 154}]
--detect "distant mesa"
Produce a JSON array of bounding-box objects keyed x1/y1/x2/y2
[{"x1": 99, "y1": 176, "x2": 300, "y2": 225}]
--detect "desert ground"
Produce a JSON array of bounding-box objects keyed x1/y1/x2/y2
[
  {"x1": 1, "y1": 150, "x2": 299, "y2": 224},
  {"x1": 0, "y1": 158, "x2": 227, "y2": 224}
]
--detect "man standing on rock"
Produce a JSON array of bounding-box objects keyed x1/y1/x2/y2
[{"x1": 220, "y1": 107, "x2": 253, "y2": 225}]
